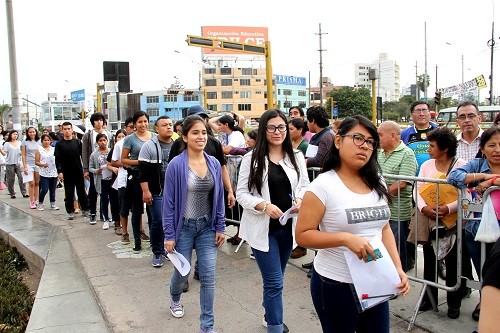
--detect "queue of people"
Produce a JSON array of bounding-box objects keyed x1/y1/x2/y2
[{"x1": 2, "y1": 100, "x2": 499, "y2": 333}]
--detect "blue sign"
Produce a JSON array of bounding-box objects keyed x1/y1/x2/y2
[
  {"x1": 71, "y1": 89, "x2": 85, "y2": 102},
  {"x1": 275, "y1": 75, "x2": 306, "y2": 86}
]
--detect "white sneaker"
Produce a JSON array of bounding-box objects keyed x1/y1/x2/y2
[
  {"x1": 170, "y1": 301, "x2": 184, "y2": 318},
  {"x1": 37, "y1": 203, "x2": 45, "y2": 211},
  {"x1": 50, "y1": 204, "x2": 59, "y2": 210},
  {"x1": 102, "y1": 221, "x2": 110, "y2": 230}
]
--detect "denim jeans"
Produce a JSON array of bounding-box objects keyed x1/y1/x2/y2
[
  {"x1": 252, "y1": 226, "x2": 293, "y2": 333},
  {"x1": 146, "y1": 195, "x2": 165, "y2": 255},
  {"x1": 39, "y1": 176, "x2": 57, "y2": 204},
  {"x1": 100, "y1": 179, "x2": 112, "y2": 221},
  {"x1": 389, "y1": 220, "x2": 409, "y2": 272},
  {"x1": 310, "y1": 269, "x2": 390, "y2": 333},
  {"x1": 169, "y1": 215, "x2": 217, "y2": 332},
  {"x1": 126, "y1": 177, "x2": 144, "y2": 247}
]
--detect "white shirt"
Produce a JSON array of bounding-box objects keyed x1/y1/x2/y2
[
  {"x1": 226, "y1": 131, "x2": 246, "y2": 149},
  {"x1": 456, "y1": 129, "x2": 483, "y2": 162},
  {"x1": 308, "y1": 170, "x2": 390, "y2": 283},
  {"x1": 112, "y1": 139, "x2": 127, "y2": 189}
]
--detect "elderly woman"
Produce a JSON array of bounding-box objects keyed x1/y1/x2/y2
[
  {"x1": 409, "y1": 127, "x2": 472, "y2": 319},
  {"x1": 448, "y1": 125, "x2": 500, "y2": 322}
]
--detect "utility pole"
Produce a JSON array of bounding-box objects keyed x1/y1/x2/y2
[
  {"x1": 415, "y1": 61, "x2": 419, "y2": 100},
  {"x1": 424, "y1": 22, "x2": 428, "y2": 99},
  {"x1": 316, "y1": 23, "x2": 327, "y2": 107},
  {"x1": 488, "y1": 21, "x2": 495, "y2": 105},
  {"x1": 6, "y1": 0, "x2": 21, "y2": 130}
]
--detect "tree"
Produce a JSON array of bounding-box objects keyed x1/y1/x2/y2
[
  {"x1": 0, "y1": 104, "x2": 11, "y2": 127},
  {"x1": 327, "y1": 86, "x2": 372, "y2": 119}
]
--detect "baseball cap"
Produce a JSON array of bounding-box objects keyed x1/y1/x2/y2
[{"x1": 187, "y1": 105, "x2": 209, "y2": 118}]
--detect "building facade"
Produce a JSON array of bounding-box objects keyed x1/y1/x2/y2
[
  {"x1": 140, "y1": 89, "x2": 204, "y2": 123},
  {"x1": 275, "y1": 74, "x2": 309, "y2": 111},
  {"x1": 354, "y1": 53, "x2": 400, "y2": 102}
]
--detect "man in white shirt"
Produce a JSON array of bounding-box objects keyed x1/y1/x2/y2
[{"x1": 456, "y1": 101, "x2": 483, "y2": 162}]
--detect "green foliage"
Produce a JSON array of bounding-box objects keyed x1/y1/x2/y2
[
  {"x1": 0, "y1": 239, "x2": 32, "y2": 333},
  {"x1": 327, "y1": 86, "x2": 372, "y2": 119}
]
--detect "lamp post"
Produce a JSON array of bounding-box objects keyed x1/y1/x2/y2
[{"x1": 445, "y1": 42, "x2": 467, "y2": 101}]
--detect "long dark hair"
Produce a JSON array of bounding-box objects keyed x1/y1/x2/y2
[
  {"x1": 179, "y1": 115, "x2": 206, "y2": 153},
  {"x1": 25, "y1": 126, "x2": 40, "y2": 142},
  {"x1": 322, "y1": 115, "x2": 390, "y2": 203},
  {"x1": 248, "y1": 109, "x2": 299, "y2": 194},
  {"x1": 218, "y1": 115, "x2": 244, "y2": 134}
]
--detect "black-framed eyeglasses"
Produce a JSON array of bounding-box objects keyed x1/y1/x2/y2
[
  {"x1": 456, "y1": 113, "x2": 478, "y2": 120},
  {"x1": 266, "y1": 124, "x2": 287, "y2": 133},
  {"x1": 341, "y1": 133, "x2": 378, "y2": 150}
]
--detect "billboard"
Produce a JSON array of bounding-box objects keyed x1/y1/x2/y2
[
  {"x1": 201, "y1": 26, "x2": 268, "y2": 60},
  {"x1": 275, "y1": 75, "x2": 306, "y2": 87},
  {"x1": 71, "y1": 89, "x2": 85, "y2": 102}
]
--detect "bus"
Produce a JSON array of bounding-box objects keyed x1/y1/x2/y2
[{"x1": 437, "y1": 105, "x2": 500, "y2": 130}]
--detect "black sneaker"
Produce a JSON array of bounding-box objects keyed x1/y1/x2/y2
[
  {"x1": 193, "y1": 270, "x2": 199, "y2": 280},
  {"x1": 133, "y1": 244, "x2": 142, "y2": 253},
  {"x1": 182, "y1": 281, "x2": 189, "y2": 293}
]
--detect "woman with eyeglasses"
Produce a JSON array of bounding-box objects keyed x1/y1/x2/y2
[
  {"x1": 236, "y1": 109, "x2": 310, "y2": 333},
  {"x1": 295, "y1": 115, "x2": 409, "y2": 333}
]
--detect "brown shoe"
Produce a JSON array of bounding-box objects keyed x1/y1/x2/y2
[
  {"x1": 290, "y1": 246, "x2": 307, "y2": 259},
  {"x1": 114, "y1": 226, "x2": 123, "y2": 235},
  {"x1": 121, "y1": 233, "x2": 130, "y2": 245},
  {"x1": 140, "y1": 230, "x2": 150, "y2": 241}
]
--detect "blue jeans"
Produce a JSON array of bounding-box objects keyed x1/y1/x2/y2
[
  {"x1": 389, "y1": 220, "x2": 409, "y2": 272},
  {"x1": 252, "y1": 226, "x2": 293, "y2": 333},
  {"x1": 169, "y1": 215, "x2": 217, "y2": 332},
  {"x1": 126, "y1": 177, "x2": 144, "y2": 247},
  {"x1": 310, "y1": 269, "x2": 390, "y2": 333},
  {"x1": 146, "y1": 195, "x2": 165, "y2": 255},
  {"x1": 39, "y1": 176, "x2": 58, "y2": 204},
  {"x1": 465, "y1": 220, "x2": 494, "y2": 277}
]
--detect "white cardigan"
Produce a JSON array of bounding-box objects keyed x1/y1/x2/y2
[{"x1": 236, "y1": 150, "x2": 310, "y2": 252}]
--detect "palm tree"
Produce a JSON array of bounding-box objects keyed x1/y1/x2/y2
[{"x1": 0, "y1": 104, "x2": 12, "y2": 128}]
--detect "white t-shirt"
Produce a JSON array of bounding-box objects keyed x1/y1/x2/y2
[
  {"x1": 111, "y1": 139, "x2": 127, "y2": 189},
  {"x1": 308, "y1": 170, "x2": 390, "y2": 283},
  {"x1": 226, "y1": 131, "x2": 246, "y2": 149}
]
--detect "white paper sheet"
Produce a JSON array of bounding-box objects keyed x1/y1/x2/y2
[
  {"x1": 305, "y1": 144, "x2": 318, "y2": 158},
  {"x1": 278, "y1": 205, "x2": 298, "y2": 225},
  {"x1": 101, "y1": 165, "x2": 113, "y2": 179},
  {"x1": 167, "y1": 251, "x2": 191, "y2": 276},
  {"x1": 22, "y1": 169, "x2": 33, "y2": 183},
  {"x1": 344, "y1": 237, "x2": 400, "y2": 312}
]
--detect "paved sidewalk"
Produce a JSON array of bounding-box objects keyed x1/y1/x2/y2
[{"x1": 0, "y1": 187, "x2": 480, "y2": 332}]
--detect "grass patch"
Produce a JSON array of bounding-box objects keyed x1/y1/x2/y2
[{"x1": 0, "y1": 239, "x2": 33, "y2": 333}]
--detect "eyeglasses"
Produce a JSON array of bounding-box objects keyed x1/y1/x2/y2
[
  {"x1": 342, "y1": 133, "x2": 378, "y2": 150},
  {"x1": 266, "y1": 124, "x2": 287, "y2": 133},
  {"x1": 412, "y1": 108, "x2": 429, "y2": 114},
  {"x1": 126, "y1": 125, "x2": 134, "y2": 129},
  {"x1": 456, "y1": 113, "x2": 478, "y2": 120}
]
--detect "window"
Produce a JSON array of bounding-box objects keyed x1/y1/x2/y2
[
  {"x1": 205, "y1": 79, "x2": 216, "y2": 86},
  {"x1": 278, "y1": 89, "x2": 281, "y2": 95},
  {"x1": 240, "y1": 91, "x2": 251, "y2": 98},
  {"x1": 298, "y1": 90, "x2": 306, "y2": 97},
  {"x1": 147, "y1": 107, "x2": 159, "y2": 117},
  {"x1": 220, "y1": 67, "x2": 232, "y2": 75},
  {"x1": 240, "y1": 79, "x2": 251, "y2": 86},
  {"x1": 298, "y1": 101, "x2": 306, "y2": 108},
  {"x1": 283, "y1": 101, "x2": 292, "y2": 108},
  {"x1": 206, "y1": 92, "x2": 217, "y2": 99},
  {"x1": 222, "y1": 91, "x2": 233, "y2": 99},
  {"x1": 256, "y1": 79, "x2": 261, "y2": 82},
  {"x1": 164, "y1": 94, "x2": 177, "y2": 102},
  {"x1": 255, "y1": 91, "x2": 262, "y2": 94},
  {"x1": 165, "y1": 108, "x2": 173, "y2": 113},
  {"x1": 204, "y1": 68, "x2": 216, "y2": 74},
  {"x1": 221, "y1": 104, "x2": 233, "y2": 112},
  {"x1": 242, "y1": 68, "x2": 253, "y2": 75},
  {"x1": 238, "y1": 104, "x2": 251, "y2": 111},
  {"x1": 283, "y1": 89, "x2": 292, "y2": 96},
  {"x1": 207, "y1": 104, "x2": 217, "y2": 112},
  {"x1": 184, "y1": 94, "x2": 199, "y2": 102},
  {"x1": 146, "y1": 96, "x2": 159, "y2": 103},
  {"x1": 221, "y1": 79, "x2": 232, "y2": 86}
]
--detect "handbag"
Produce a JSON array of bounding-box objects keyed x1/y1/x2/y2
[{"x1": 475, "y1": 195, "x2": 500, "y2": 243}]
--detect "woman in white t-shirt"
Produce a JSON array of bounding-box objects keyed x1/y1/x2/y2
[
  {"x1": 22, "y1": 126, "x2": 41, "y2": 209},
  {"x1": 296, "y1": 115, "x2": 409, "y2": 333},
  {"x1": 217, "y1": 114, "x2": 246, "y2": 155}
]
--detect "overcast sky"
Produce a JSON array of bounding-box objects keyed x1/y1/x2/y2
[{"x1": 1, "y1": 0, "x2": 498, "y2": 106}]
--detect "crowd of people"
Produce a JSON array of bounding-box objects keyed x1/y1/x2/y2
[{"x1": 1, "y1": 100, "x2": 499, "y2": 333}]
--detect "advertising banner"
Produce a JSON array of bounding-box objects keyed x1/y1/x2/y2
[
  {"x1": 201, "y1": 26, "x2": 268, "y2": 60},
  {"x1": 438, "y1": 75, "x2": 488, "y2": 98}
]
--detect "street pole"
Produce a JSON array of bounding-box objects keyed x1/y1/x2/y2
[
  {"x1": 265, "y1": 41, "x2": 273, "y2": 109},
  {"x1": 424, "y1": 22, "x2": 428, "y2": 99},
  {"x1": 488, "y1": 21, "x2": 495, "y2": 105},
  {"x1": 6, "y1": 0, "x2": 21, "y2": 130}
]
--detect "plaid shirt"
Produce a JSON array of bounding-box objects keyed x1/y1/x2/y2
[{"x1": 456, "y1": 129, "x2": 483, "y2": 163}]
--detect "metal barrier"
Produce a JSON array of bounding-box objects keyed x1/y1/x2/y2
[{"x1": 384, "y1": 173, "x2": 466, "y2": 330}]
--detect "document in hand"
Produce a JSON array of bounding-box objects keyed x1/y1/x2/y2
[
  {"x1": 344, "y1": 237, "x2": 400, "y2": 312},
  {"x1": 305, "y1": 144, "x2": 318, "y2": 158},
  {"x1": 167, "y1": 250, "x2": 191, "y2": 276},
  {"x1": 22, "y1": 169, "x2": 33, "y2": 183},
  {"x1": 278, "y1": 205, "x2": 298, "y2": 226}
]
